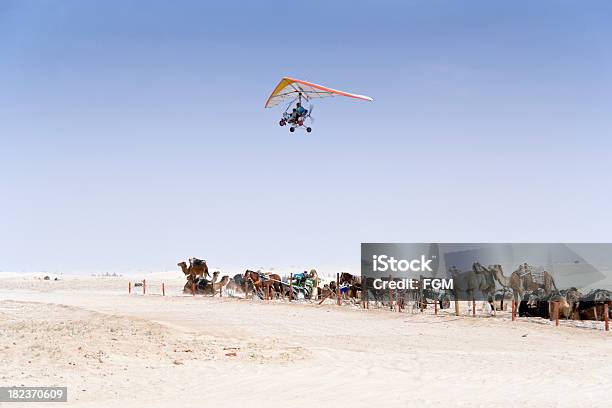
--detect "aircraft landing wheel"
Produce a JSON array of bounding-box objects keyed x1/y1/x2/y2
[
  {"x1": 306, "y1": 127, "x2": 312, "y2": 133},
  {"x1": 289, "y1": 127, "x2": 295, "y2": 133},
  {"x1": 279, "y1": 119, "x2": 286, "y2": 126}
]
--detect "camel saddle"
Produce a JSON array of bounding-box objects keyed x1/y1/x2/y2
[{"x1": 191, "y1": 258, "x2": 206, "y2": 266}]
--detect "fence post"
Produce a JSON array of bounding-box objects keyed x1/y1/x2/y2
[
  {"x1": 289, "y1": 274, "x2": 293, "y2": 302},
  {"x1": 454, "y1": 294, "x2": 459, "y2": 316},
  {"x1": 554, "y1": 301, "x2": 560, "y2": 326},
  {"x1": 512, "y1": 300, "x2": 516, "y2": 321},
  {"x1": 388, "y1": 275, "x2": 393, "y2": 311},
  {"x1": 397, "y1": 288, "x2": 400, "y2": 313},
  {"x1": 434, "y1": 297, "x2": 438, "y2": 315},
  {"x1": 142, "y1": 279, "x2": 146, "y2": 295},
  {"x1": 128, "y1": 281, "x2": 131, "y2": 294},
  {"x1": 419, "y1": 275, "x2": 424, "y2": 313},
  {"x1": 336, "y1": 273, "x2": 340, "y2": 306},
  {"x1": 472, "y1": 298, "x2": 476, "y2": 317},
  {"x1": 604, "y1": 303, "x2": 609, "y2": 331},
  {"x1": 162, "y1": 282, "x2": 165, "y2": 297}
]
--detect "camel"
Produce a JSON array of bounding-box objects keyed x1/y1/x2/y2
[
  {"x1": 177, "y1": 259, "x2": 210, "y2": 280},
  {"x1": 521, "y1": 264, "x2": 557, "y2": 295},
  {"x1": 471, "y1": 262, "x2": 498, "y2": 315},
  {"x1": 574, "y1": 289, "x2": 611, "y2": 321},
  {"x1": 224, "y1": 278, "x2": 246, "y2": 297},
  {"x1": 207, "y1": 275, "x2": 230, "y2": 296},
  {"x1": 449, "y1": 263, "x2": 497, "y2": 315},
  {"x1": 211, "y1": 271, "x2": 220, "y2": 284},
  {"x1": 243, "y1": 270, "x2": 283, "y2": 299},
  {"x1": 487, "y1": 263, "x2": 558, "y2": 314},
  {"x1": 339, "y1": 272, "x2": 362, "y2": 300},
  {"x1": 183, "y1": 274, "x2": 204, "y2": 293},
  {"x1": 182, "y1": 271, "x2": 229, "y2": 296},
  {"x1": 486, "y1": 264, "x2": 526, "y2": 312}
]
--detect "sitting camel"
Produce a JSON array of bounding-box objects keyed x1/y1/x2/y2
[
  {"x1": 206, "y1": 274, "x2": 230, "y2": 296},
  {"x1": 224, "y1": 277, "x2": 247, "y2": 297},
  {"x1": 183, "y1": 271, "x2": 230, "y2": 296}
]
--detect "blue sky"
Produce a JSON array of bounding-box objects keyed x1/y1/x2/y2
[{"x1": 1, "y1": 1, "x2": 611, "y2": 274}]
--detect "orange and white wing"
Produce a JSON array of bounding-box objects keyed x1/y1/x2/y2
[{"x1": 264, "y1": 77, "x2": 373, "y2": 108}]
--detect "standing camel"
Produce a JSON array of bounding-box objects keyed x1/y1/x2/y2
[
  {"x1": 471, "y1": 262, "x2": 497, "y2": 315},
  {"x1": 449, "y1": 263, "x2": 496, "y2": 315},
  {"x1": 521, "y1": 263, "x2": 557, "y2": 295},
  {"x1": 487, "y1": 264, "x2": 526, "y2": 311},
  {"x1": 177, "y1": 260, "x2": 210, "y2": 280},
  {"x1": 243, "y1": 270, "x2": 283, "y2": 299},
  {"x1": 487, "y1": 263, "x2": 558, "y2": 313}
]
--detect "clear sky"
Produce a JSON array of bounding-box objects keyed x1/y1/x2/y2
[{"x1": 1, "y1": 1, "x2": 611, "y2": 274}]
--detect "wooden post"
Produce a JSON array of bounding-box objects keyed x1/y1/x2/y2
[
  {"x1": 219, "y1": 284, "x2": 222, "y2": 297},
  {"x1": 336, "y1": 273, "x2": 340, "y2": 306},
  {"x1": 397, "y1": 289, "x2": 400, "y2": 313},
  {"x1": 162, "y1": 282, "x2": 165, "y2": 296},
  {"x1": 554, "y1": 301, "x2": 560, "y2": 326},
  {"x1": 191, "y1": 282, "x2": 195, "y2": 296},
  {"x1": 593, "y1": 306, "x2": 598, "y2": 321},
  {"x1": 434, "y1": 297, "x2": 438, "y2": 315},
  {"x1": 512, "y1": 300, "x2": 516, "y2": 321},
  {"x1": 419, "y1": 275, "x2": 424, "y2": 313},
  {"x1": 128, "y1": 281, "x2": 131, "y2": 294},
  {"x1": 366, "y1": 286, "x2": 369, "y2": 310},
  {"x1": 289, "y1": 274, "x2": 293, "y2": 302},
  {"x1": 604, "y1": 303, "x2": 609, "y2": 331},
  {"x1": 142, "y1": 279, "x2": 146, "y2": 295},
  {"x1": 472, "y1": 299, "x2": 476, "y2": 317},
  {"x1": 454, "y1": 294, "x2": 459, "y2": 316},
  {"x1": 388, "y1": 275, "x2": 393, "y2": 311}
]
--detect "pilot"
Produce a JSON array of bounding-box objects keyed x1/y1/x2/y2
[{"x1": 296, "y1": 102, "x2": 307, "y2": 117}]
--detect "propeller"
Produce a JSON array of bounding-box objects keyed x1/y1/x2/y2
[{"x1": 307, "y1": 104, "x2": 314, "y2": 123}]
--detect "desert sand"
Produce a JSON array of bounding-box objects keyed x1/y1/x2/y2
[{"x1": 0, "y1": 273, "x2": 611, "y2": 408}]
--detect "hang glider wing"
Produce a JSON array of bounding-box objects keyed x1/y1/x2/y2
[{"x1": 264, "y1": 77, "x2": 373, "y2": 108}]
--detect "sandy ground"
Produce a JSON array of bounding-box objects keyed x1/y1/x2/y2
[{"x1": 0, "y1": 275, "x2": 611, "y2": 408}]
